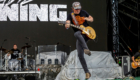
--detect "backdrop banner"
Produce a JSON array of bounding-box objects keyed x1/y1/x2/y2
[{"x1": 0, "y1": 0, "x2": 107, "y2": 54}]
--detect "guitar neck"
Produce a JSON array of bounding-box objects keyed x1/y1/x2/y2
[
  {"x1": 59, "y1": 21, "x2": 84, "y2": 30},
  {"x1": 70, "y1": 24, "x2": 83, "y2": 30}
]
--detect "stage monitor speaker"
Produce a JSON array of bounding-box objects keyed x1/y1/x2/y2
[
  {"x1": 25, "y1": 76, "x2": 35, "y2": 80},
  {"x1": 119, "y1": 56, "x2": 130, "y2": 77}
]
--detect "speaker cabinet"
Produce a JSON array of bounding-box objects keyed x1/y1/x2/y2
[{"x1": 119, "y1": 56, "x2": 130, "y2": 77}]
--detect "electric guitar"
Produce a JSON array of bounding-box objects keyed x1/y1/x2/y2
[
  {"x1": 58, "y1": 21, "x2": 96, "y2": 40},
  {"x1": 131, "y1": 59, "x2": 140, "y2": 69}
]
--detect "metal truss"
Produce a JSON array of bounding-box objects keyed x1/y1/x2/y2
[
  {"x1": 119, "y1": 10, "x2": 140, "y2": 21},
  {"x1": 119, "y1": 2, "x2": 138, "y2": 12},
  {"x1": 118, "y1": 1, "x2": 140, "y2": 21},
  {"x1": 111, "y1": 0, "x2": 119, "y2": 57},
  {"x1": 119, "y1": 0, "x2": 125, "y2": 3}
]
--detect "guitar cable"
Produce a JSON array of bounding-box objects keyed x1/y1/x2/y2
[{"x1": 92, "y1": 35, "x2": 98, "y2": 43}]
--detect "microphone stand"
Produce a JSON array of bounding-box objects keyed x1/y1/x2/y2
[
  {"x1": 33, "y1": 40, "x2": 37, "y2": 80},
  {"x1": 57, "y1": 42, "x2": 65, "y2": 65},
  {"x1": 119, "y1": 42, "x2": 131, "y2": 57},
  {"x1": 57, "y1": 42, "x2": 70, "y2": 65},
  {"x1": 0, "y1": 39, "x2": 7, "y2": 70},
  {"x1": 24, "y1": 37, "x2": 31, "y2": 70}
]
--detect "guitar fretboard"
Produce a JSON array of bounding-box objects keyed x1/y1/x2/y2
[
  {"x1": 70, "y1": 24, "x2": 83, "y2": 30},
  {"x1": 59, "y1": 21, "x2": 84, "y2": 30}
]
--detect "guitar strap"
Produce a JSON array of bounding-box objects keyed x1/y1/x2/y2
[{"x1": 71, "y1": 12, "x2": 79, "y2": 26}]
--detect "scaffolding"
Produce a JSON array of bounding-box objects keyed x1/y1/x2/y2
[{"x1": 111, "y1": 0, "x2": 119, "y2": 57}]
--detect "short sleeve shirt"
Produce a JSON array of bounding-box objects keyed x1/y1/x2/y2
[
  {"x1": 11, "y1": 49, "x2": 20, "y2": 59},
  {"x1": 67, "y1": 10, "x2": 90, "y2": 32},
  {"x1": 134, "y1": 52, "x2": 140, "y2": 59}
]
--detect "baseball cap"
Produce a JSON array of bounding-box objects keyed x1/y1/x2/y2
[{"x1": 72, "y1": 2, "x2": 81, "y2": 9}]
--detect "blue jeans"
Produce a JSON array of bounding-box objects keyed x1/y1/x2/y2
[
  {"x1": 9, "y1": 59, "x2": 19, "y2": 71},
  {"x1": 74, "y1": 31, "x2": 89, "y2": 73}
]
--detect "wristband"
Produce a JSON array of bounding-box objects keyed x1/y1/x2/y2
[{"x1": 66, "y1": 27, "x2": 69, "y2": 29}]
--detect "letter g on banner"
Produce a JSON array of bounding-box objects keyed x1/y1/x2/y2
[{"x1": 49, "y1": 4, "x2": 67, "y2": 21}]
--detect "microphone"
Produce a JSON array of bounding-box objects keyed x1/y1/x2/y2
[
  {"x1": 119, "y1": 42, "x2": 133, "y2": 52},
  {"x1": 128, "y1": 46, "x2": 132, "y2": 52},
  {"x1": 119, "y1": 42, "x2": 131, "y2": 57},
  {"x1": 25, "y1": 37, "x2": 29, "y2": 39},
  {"x1": 1, "y1": 39, "x2": 7, "y2": 48},
  {"x1": 57, "y1": 42, "x2": 60, "y2": 45},
  {"x1": 4, "y1": 39, "x2": 7, "y2": 41},
  {"x1": 25, "y1": 37, "x2": 31, "y2": 42}
]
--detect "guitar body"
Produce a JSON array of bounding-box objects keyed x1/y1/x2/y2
[
  {"x1": 80, "y1": 25, "x2": 96, "y2": 40},
  {"x1": 131, "y1": 62, "x2": 139, "y2": 69},
  {"x1": 58, "y1": 21, "x2": 96, "y2": 39}
]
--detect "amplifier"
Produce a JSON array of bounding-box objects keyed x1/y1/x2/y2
[{"x1": 119, "y1": 56, "x2": 131, "y2": 77}]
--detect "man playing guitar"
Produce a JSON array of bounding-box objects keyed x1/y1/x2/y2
[
  {"x1": 65, "y1": 2, "x2": 93, "y2": 79},
  {"x1": 125, "y1": 51, "x2": 140, "y2": 76},
  {"x1": 132, "y1": 51, "x2": 140, "y2": 66}
]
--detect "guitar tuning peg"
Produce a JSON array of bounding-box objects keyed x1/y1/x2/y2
[{"x1": 59, "y1": 24, "x2": 63, "y2": 26}]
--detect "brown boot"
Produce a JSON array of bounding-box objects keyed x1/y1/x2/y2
[
  {"x1": 84, "y1": 49, "x2": 91, "y2": 56},
  {"x1": 85, "y1": 72, "x2": 91, "y2": 79}
]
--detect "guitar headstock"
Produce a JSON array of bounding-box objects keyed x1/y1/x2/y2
[
  {"x1": 58, "y1": 20, "x2": 65, "y2": 26},
  {"x1": 58, "y1": 23, "x2": 64, "y2": 26}
]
